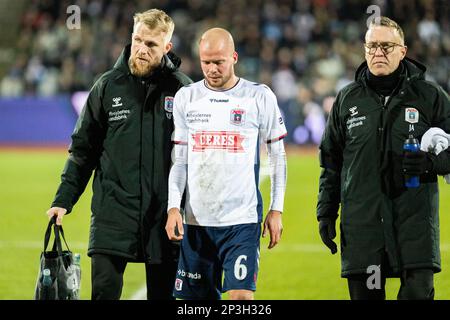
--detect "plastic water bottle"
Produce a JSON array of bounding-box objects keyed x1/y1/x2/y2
[
  {"x1": 41, "y1": 268, "x2": 53, "y2": 299},
  {"x1": 72, "y1": 253, "x2": 81, "y2": 299},
  {"x1": 42, "y1": 269, "x2": 52, "y2": 286},
  {"x1": 403, "y1": 135, "x2": 420, "y2": 188}
]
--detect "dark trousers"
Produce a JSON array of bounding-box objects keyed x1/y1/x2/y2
[
  {"x1": 91, "y1": 253, "x2": 178, "y2": 300},
  {"x1": 347, "y1": 269, "x2": 434, "y2": 300}
]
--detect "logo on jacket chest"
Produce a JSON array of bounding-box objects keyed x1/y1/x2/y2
[
  {"x1": 112, "y1": 97, "x2": 123, "y2": 107},
  {"x1": 405, "y1": 107, "x2": 419, "y2": 132},
  {"x1": 108, "y1": 96, "x2": 131, "y2": 122},
  {"x1": 405, "y1": 107, "x2": 419, "y2": 124},
  {"x1": 164, "y1": 96, "x2": 174, "y2": 119},
  {"x1": 346, "y1": 106, "x2": 366, "y2": 130},
  {"x1": 346, "y1": 115, "x2": 367, "y2": 130},
  {"x1": 349, "y1": 106, "x2": 358, "y2": 116}
]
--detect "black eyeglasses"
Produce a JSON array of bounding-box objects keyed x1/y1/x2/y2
[{"x1": 364, "y1": 42, "x2": 404, "y2": 55}]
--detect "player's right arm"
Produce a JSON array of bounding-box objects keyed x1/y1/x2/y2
[
  {"x1": 166, "y1": 88, "x2": 189, "y2": 240},
  {"x1": 48, "y1": 78, "x2": 106, "y2": 225},
  {"x1": 166, "y1": 207, "x2": 184, "y2": 241},
  {"x1": 166, "y1": 143, "x2": 187, "y2": 241}
]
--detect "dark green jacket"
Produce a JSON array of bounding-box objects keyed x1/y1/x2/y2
[
  {"x1": 52, "y1": 45, "x2": 192, "y2": 263},
  {"x1": 317, "y1": 58, "x2": 450, "y2": 277}
]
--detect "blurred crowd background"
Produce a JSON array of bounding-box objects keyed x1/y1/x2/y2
[{"x1": 0, "y1": 0, "x2": 448, "y2": 144}]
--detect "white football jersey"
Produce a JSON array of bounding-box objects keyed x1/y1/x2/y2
[{"x1": 173, "y1": 78, "x2": 287, "y2": 226}]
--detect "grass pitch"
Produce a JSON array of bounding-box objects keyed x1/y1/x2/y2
[{"x1": 0, "y1": 148, "x2": 449, "y2": 299}]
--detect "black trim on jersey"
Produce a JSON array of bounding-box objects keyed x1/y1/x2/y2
[
  {"x1": 203, "y1": 77, "x2": 241, "y2": 92},
  {"x1": 266, "y1": 133, "x2": 288, "y2": 144},
  {"x1": 172, "y1": 140, "x2": 188, "y2": 145},
  {"x1": 253, "y1": 82, "x2": 269, "y2": 89}
]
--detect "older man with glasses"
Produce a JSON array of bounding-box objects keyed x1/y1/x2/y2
[{"x1": 317, "y1": 16, "x2": 450, "y2": 300}]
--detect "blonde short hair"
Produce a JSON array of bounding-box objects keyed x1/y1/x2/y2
[
  {"x1": 133, "y1": 9, "x2": 174, "y2": 45},
  {"x1": 368, "y1": 16, "x2": 405, "y2": 44}
]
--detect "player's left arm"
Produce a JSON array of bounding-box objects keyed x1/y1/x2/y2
[
  {"x1": 263, "y1": 139, "x2": 287, "y2": 249},
  {"x1": 259, "y1": 86, "x2": 287, "y2": 249},
  {"x1": 166, "y1": 89, "x2": 189, "y2": 240}
]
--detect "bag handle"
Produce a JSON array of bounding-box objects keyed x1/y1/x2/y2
[
  {"x1": 44, "y1": 216, "x2": 71, "y2": 254},
  {"x1": 53, "y1": 222, "x2": 70, "y2": 253}
]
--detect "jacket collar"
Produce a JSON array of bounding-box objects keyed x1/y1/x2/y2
[{"x1": 355, "y1": 57, "x2": 427, "y2": 85}]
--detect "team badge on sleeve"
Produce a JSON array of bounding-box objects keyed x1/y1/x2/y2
[
  {"x1": 230, "y1": 108, "x2": 246, "y2": 125},
  {"x1": 405, "y1": 107, "x2": 419, "y2": 124}
]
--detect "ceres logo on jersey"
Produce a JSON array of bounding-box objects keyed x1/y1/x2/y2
[{"x1": 192, "y1": 131, "x2": 245, "y2": 152}]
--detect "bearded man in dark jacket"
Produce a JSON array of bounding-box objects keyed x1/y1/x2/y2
[
  {"x1": 47, "y1": 9, "x2": 192, "y2": 300},
  {"x1": 317, "y1": 16, "x2": 450, "y2": 300}
]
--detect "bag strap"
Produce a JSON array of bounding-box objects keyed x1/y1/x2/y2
[
  {"x1": 43, "y1": 216, "x2": 55, "y2": 252},
  {"x1": 53, "y1": 222, "x2": 70, "y2": 253},
  {"x1": 44, "y1": 216, "x2": 71, "y2": 254}
]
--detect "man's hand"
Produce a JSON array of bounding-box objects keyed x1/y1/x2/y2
[
  {"x1": 318, "y1": 218, "x2": 337, "y2": 254},
  {"x1": 46, "y1": 207, "x2": 67, "y2": 226},
  {"x1": 262, "y1": 210, "x2": 283, "y2": 249},
  {"x1": 402, "y1": 150, "x2": 434, "y2": 175},
  {"x1": 165, "y1": 208, "x2": 184, "y2": 241}
]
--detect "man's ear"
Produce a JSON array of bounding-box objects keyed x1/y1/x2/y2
[
  {"x1": 233, "y1": 51, "x2": 238, "y2": 64},
  {"x1": 400, "y1": 45, "x2": 407, "y2": 60},
  {"x1": 165, "y1": 42, "x2": 173, "y2": 54}
]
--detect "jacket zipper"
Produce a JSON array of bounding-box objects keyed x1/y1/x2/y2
[
  {"x1": 139, "y1": 79, "x2": 151, "y2": 261},
  {"x1": 377, "y1": 94, "x2": 387, "y2": 163}
]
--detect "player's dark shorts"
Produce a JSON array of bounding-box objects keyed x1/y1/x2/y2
[{"x1": 173, "y1": 223, "x2": 261, "y2": 300}]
